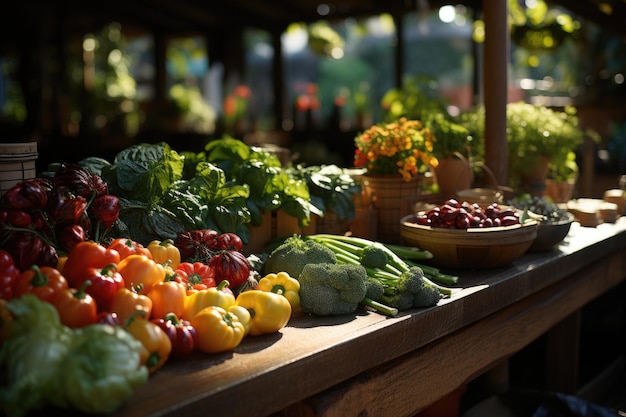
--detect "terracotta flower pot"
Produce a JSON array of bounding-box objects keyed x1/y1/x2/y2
[{"x1": 434, "y1": 155, "x2": 473, "y2": 199}]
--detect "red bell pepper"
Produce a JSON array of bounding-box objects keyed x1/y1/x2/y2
[
  {"x1": 78, "y1": 263, "x2": 126, "y2": 312},
  {"x1": 62, "y1": 241, "x2": 121, "y2": 288}
]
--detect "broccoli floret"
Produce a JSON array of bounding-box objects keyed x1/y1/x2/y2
[
  {"x1": 264, "y1": 235, "x2": 337, "y2": 278},
  {"x1": 397, "y1": 266, "x2": 426, "y2": 294},
  {"x1": 364, "y1": 277, "x2": 384, "y2": 301},
  {"x1": 359, "y1": 245, "x2": 389, "y2": 269},
  {"x1": 380, "y1": 291, "x2": 415, "y2": 311},
  {"x1": 298, "y1": 263, "x2": 367, "y2": 316},
  {"x1": 413, "y1": 282, "x2": 442, "y2": 308}
]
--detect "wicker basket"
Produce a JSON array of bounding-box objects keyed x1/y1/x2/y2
[
  {"x1": 0, "y1": 142, "x2": 38, "y2": 195},
  {"x1": 400, "y1": 214, "x2": 538, "y2": 269}
]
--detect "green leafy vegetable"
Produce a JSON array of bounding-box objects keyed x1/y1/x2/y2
[{"x1": 0, "y1": 295, "x2": 148, "y2": 417}]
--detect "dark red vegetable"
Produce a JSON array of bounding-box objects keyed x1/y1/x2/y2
[
  {"x1": 6, "y1": 210, "x2": 31, "y2": 228},
  {"x1": 208, "y1": 250, "x2": 250, "y2": 288},
  {"x1": 217, "y1": 233, "x2": 243, "y2": 251},
  {"x1": 151, "y1": 313, "x2": 197, "y2": 357},
  {"x1": 53, "y1": 162, "x2": 108, "y2": 198},
  {"x1": 97, "y1": 311, "x2": 122, "y2": 326},
  {"x1": 7, "y1": 232, "x2": 44, "y2": 270},
  {"x1": 0, "y1": 249, "x2": 20, "y2": 300},
  {"x1": 37, "y1": 243, "x2": 59, "y2": 268},
  {"x1": 88, "y1": 194, "x2": 120, "y2": 228},
  {"x1": 175, "y1": 229, "x2": 220, "y2": 262},
  {"x1": 47, "y1": 186, "x2": 88, "y2": 226},
  {"x1": 1, "y1": 178, "x2": 51, "y2": 211},
  {"x1": 57, "y1": 224, "x2": 86, "y2": 252}
]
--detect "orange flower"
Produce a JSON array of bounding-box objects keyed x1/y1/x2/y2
[{"x1": 353, "y1": 117, "x2": 438, "y2": 181}]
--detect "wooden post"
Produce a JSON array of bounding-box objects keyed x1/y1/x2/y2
[{"x1": 483, "y1": 0, "x2": 509, "y2": 186}]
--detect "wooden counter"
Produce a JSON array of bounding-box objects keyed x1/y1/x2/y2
[{"x1": 111, "y1": 218, "x2": 626, "y2": 417}]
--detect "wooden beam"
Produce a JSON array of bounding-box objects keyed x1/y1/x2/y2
[{"x1": 483, "y1": 0, "x2": 509, "y2": 186}]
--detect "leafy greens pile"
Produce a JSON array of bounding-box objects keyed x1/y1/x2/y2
[{"x1": 78, "y1": 138, "x2": 361, "y2": 246}]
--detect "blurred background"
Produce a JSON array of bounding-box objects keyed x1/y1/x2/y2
[{"x1": 0, "y1": 0, "x2": 625, "y2": 193}]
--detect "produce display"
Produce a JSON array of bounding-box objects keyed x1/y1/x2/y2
[
  {"x1": 0, "y1": 138, "x2": 461, "y2": 416},
  {"x1": 410, "y1": 198, "x2": 523, "y2": 229}
]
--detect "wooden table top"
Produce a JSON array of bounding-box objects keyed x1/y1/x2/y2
[{"x1": 107, "y1": 218, "x2": 626, "y2": 417}]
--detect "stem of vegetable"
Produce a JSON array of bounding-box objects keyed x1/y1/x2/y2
[
  {"x1": 382, "y1": 243, "x2": 434, "y2": 260},
  {"x1": 360, "y1": 297, "x2": 398, "y2": 317},
  {"x1": 404, "y1": 259, "x2": 459, "y2": 286}
]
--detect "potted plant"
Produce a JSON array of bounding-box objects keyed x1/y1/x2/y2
[
  {"x1": 426, "y1": 113, "x2": 474, "y2": 197},
  {"x1": 353, "y1": 117, "x2": 439, "y2": 243},
  {"x1": 506, "y1": 102, "x2": 585, "y2": 195}
]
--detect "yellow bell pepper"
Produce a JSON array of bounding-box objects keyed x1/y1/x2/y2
[
  {"x1": 228, "y1": 305, "x2": 252, "y2": 336},
  {"x1": 147, "y1": 239, "x2": 181, "y2": 270},
  {"x1": 182, "y1": 280, "x2": 235, "y2": 320},
  {"x1": 190, "y1": 306, "x2": 245, "y2": 353},
  {"x1": 118, "y1": 254, "x2": 166, "y2": 295},
  {"x1": 257, "y1": 271, "x2": 301, "y2": 313},
  {"x1": 234, "y1": 290, "x2": 291, "y2": 336},
  {"x1": 56, "y1": 256, "x2": 68, "y2": 274}
]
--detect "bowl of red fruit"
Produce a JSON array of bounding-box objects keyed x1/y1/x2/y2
[{"x1": 400, "y1": 199, "x2": 538, "y2": 269}]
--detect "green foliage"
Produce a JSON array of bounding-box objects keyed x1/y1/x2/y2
[
  {"x1": 203, "y1": 137, "x2": 321, "y2": 227},
  {"x1": 381, "y1": 75, "x2": 447, "y2": 122},
  {"x1": 1, "y1": 295, "x2": 148, "y2": 417},
  {"x1": 287, "y1": 164, "x2": 362, "y2": 221},
  {"x1": 426, "y1": 113, "x2": 473, "y2": 159},
  {"x1": 96, "y1": 142, "x2": 251, "y2": 245},
  {"x1": 507, "y1": 102, "x2": 584, "y2": 186}
]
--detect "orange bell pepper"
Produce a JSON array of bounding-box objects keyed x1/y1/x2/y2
[
  {"x1": 111, "y1": 287, "x2": 153, "y2": 325},
  {"x1": 51, "y1": 280, "x2": 98, "y2": 328},
  {"x1": 190, "y1": 306, "x2": 245, "y2": 353},
  {"x1": 125, "y1": 311, "x2": 172, "y2": 373},
  {"x1": 108, "y1": 238, "x2": 153, "y2": 261},
  {"x1": 147, "y1": 239, "x2": 181, "y2": 270},
  {"x1": 118, "y1": 254, "x2": 165, "y2": 295},
  {"x1": 14, "y1": 265, "x2": 68, "y2": 303},
  {"x1": 62, "y1": 241, "x2": 121, "y2": 288},
  {"x1": 181, "y1": 280, "x2": 235, "y2": 320},
  {"x1": 147, "y1": 276, "x2": 187, "y2": 320}
]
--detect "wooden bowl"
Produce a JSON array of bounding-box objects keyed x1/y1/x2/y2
[
  {"x1": 528, "y1": 212, "x2": 575, "y2": 252},
  {"x1": 400, "y1": 215, "x2": 538, "y2": 269}
]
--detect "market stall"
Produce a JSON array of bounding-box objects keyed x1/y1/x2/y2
[{"x1": 95, "y1": 218, "x2": 626, "y2": 417}]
